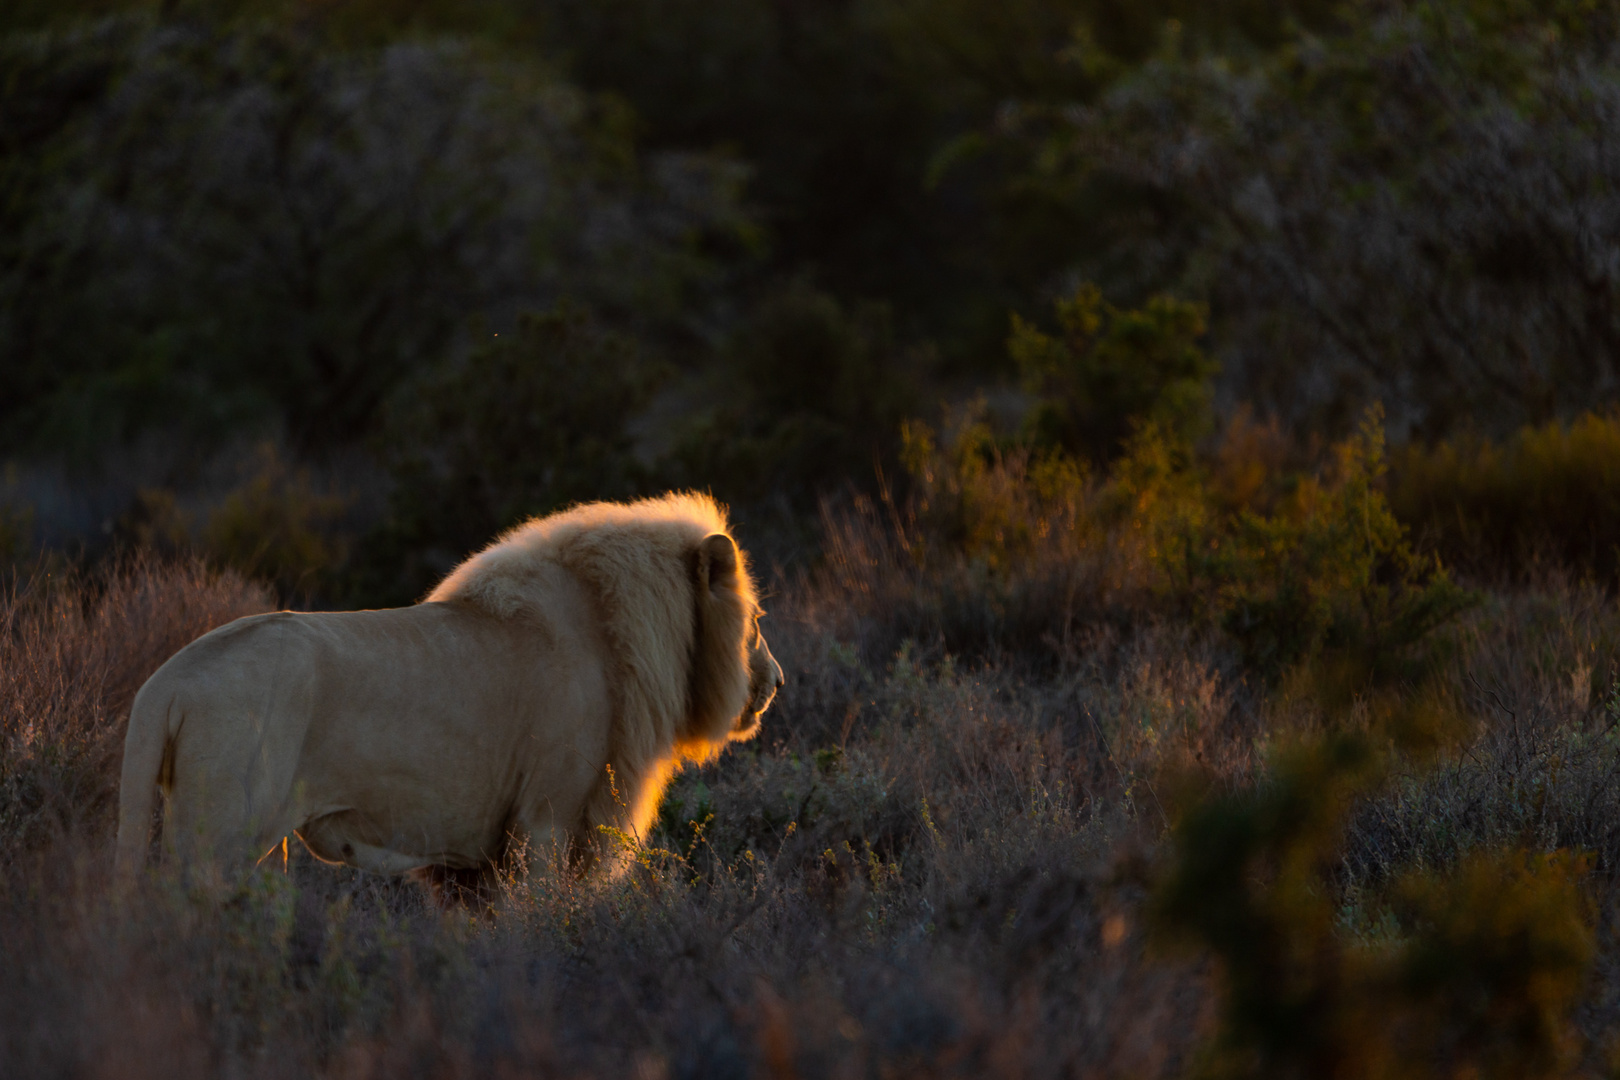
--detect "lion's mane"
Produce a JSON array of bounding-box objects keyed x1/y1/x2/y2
[{"x1": 425, "y1": 491, "x2": 759, "y2": 860}]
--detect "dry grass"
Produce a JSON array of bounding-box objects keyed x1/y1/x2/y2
[
  {"x1": 3, "y1": 533, "x2": 1620, "y2": 1076},
  {"x1": 0, "y1": 555, "x2": 271, "y2": 862}
]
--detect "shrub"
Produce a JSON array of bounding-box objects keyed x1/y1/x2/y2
[
  {"x1": 354, "y1": 305, "x2": 660, "y2": 604},
  {"x1": 814, "y1": 415, "x2": 1132, "y2": 665},
  {"x1": 1389, "y1": 411, "x2": 1620, "y2": 585},
  {"x1": 203, "y1": 446, "x2": 349, "y2": 602},
  {"x1": 888, "y1": 395, "x2": 1471, "y2": 681},
  {"x1": 1173, "y1": 410, "x2": 1477, "y2": 682},
  {"x1": 900, "y1": 403, "x2": 1093, "y2": 574},
  {"x1": 1157, "y1": 730, "x2": 1594, "y2": 1080},
  {"x1": 828, "y1": 287, "x2": 1219, "y2": 663},
  {"x1": 1011, "y1": 284, "x2": 1215, "y2": 464}
]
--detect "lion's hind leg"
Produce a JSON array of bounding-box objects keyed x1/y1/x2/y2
[
  {"x1": 164, "y1": 767, "x2": 299, "y2": 872},
  {"x1": 296, "y1": 812, "x2": 437, "y2": 874},
  {"x1": 163, "y1": 728, "x2": 303, "y2": 872},
  {"x1": 297, "y1": 813, "x2": 491, "y2": 907}
]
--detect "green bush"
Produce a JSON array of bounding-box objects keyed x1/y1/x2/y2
[
  {"x1": 1172, "y1": 410, "x2": 1476, "y2": 682},
  {"x1": 1011, "y1": 284, "x2": 1215, "y2": 463},
  {"x1": 355, "y1": 305, "x2": 659, "y2": 604},
  {"x1": 900, "y1": 305, "x2": 1471, "y2": 679},
  {"x1": 203, "y1": 448, "x2": 348, "y2": 603}
]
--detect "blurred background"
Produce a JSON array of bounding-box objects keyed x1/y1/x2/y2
[{"x1": 3, "y1": 0, "x2": 1618, "y2": 602}]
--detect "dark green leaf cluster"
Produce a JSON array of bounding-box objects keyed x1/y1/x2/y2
[
  {"x1": 356, "y1": 307, "x2": 660, "y2": 603},
  {"x1": 1012, "y1": 284, "x2": 1214, "y2": 463},
  {"x1": 0, "y1": 15, "x2": 743, "y2": 462}
]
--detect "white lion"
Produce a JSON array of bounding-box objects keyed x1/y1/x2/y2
[{"x1": 114, "y1": 492, "x2": 782, "y2": 890}]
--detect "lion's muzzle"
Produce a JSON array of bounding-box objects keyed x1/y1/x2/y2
[{"x1": 734, "y1": 644, "x2": 783, "y2": 738}]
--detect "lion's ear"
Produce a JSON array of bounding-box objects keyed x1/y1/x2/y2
[{"x1": 697, "y1": 534, "x2": 738, "y2": 596}]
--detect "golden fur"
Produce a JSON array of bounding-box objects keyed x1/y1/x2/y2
[{"x1": 115, "y1": 492, "x2": 781, "y2": 887}]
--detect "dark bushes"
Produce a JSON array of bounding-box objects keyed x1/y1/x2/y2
[
  {"x1": 0, "y1": 14, "x2": 746, "y2": 461},
  {"x1": 357, "y1": 306, "x2": 661, "y2": 604},
  {"x1": 1021, "y1": 0, "x2": 1620, "y2": 438},
  {"x1": 1390, "y1": 412, "x2": 1620, "y2": 586},
  {"x1": 1012, "y1": 284, "x2": 1214, "y2": 463},
  {"x1": 669, "y1": 283, "x2": 925, "y2": 516},
  {"x1": 861, "y1": 289, "x2": 1471, "y2": 682}
]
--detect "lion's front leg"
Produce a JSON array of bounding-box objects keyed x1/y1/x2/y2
[{"x1": 503, "y1": 813, "x2": 571, "y2": 874}]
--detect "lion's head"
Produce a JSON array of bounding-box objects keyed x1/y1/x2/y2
[
  {"x1": 681, "y1": 530, "x2": 782, "y2": 754},
  {"x1": 731, "y1": 611, "x2": 783, "y2": 740}
]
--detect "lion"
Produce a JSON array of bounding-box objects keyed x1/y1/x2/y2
[{"x1": 114, "y1": 492, "x2": 782, "y2": 892}]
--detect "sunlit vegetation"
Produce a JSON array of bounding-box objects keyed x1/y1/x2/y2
[{"x1": 6, "y1": 0, "x2": 1620, "y2": 1075}]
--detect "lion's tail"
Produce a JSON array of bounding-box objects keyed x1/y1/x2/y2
[{"x1": 114, "y1": 680, "x2": 176, "y2": 881}]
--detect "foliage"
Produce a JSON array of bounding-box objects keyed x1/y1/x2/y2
[
  {"x1": 534, "y1": 0, "x2": 1347, "y2": 368},
  {"x1": 0, "y1": 14, "x2": 746, "y2": 460},
  {"x1": 899, "y1": 403, "x2": 1473, "y2": 681},
  {"x1": 900, "y1": 406, "x2": 1091, "y2": 575},
  {"x1": 669, "y1": 282, "x2": 924, "y2": 512},
  {"x1": 1018, "y1": 0, "x2": 1620, "y2": 438},
  {"x1": 355, "y1": 305, "x2": 659, "y2": 604},
  {"x1": 201, "y1": 447, "x2": 349, "y2": 602},
  {"x1": 901, "y1": 287, "x2": 1471, "y2": 680},
  {"x1": 1011, "y1": 283, "x2": 1215, "y2": 462},
  {"x1": 1158, "y1": 729, "x2": 1593, "y2": 1080},
  {"x1": 1171, "y1": 410, "x2": 1477, "y2": 681},
  {"x1": 1390, "y1": 411, "x2": 1620, "y2": 585},
  {"x1": 13, "y1": 0, "x2": 1620, "y2": 563},
  {"x1": 531, "y1": 0, "x2": 1083, "y2": 364}
]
